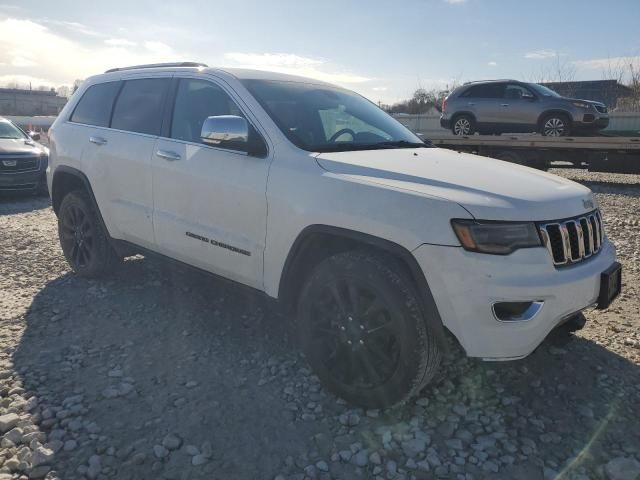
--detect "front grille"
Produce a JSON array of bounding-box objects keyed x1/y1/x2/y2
[
  {"x1": 0, "y1": 155, "x2": 40, "y2": 173},
  {"x1": 538, "y1": 210, "x2": 604, "y2": 266},
  {"x1": 594, "y1": 105, "x2": 608, "y2": 114}
]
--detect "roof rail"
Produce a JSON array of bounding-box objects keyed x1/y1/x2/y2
[
  {"x1": 463, "y1": 79, "x2": 518, "y2": 85},
  {"x1": 105, "y1": 62, "x2": 208, "y2": 73}
]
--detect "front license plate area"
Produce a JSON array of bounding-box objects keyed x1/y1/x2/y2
[{"x1": 597, "y1": 262, "x2": 622, "y2": 309}]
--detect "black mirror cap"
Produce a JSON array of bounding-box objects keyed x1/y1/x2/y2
[
  {"x1": 247, "y1": 125, "x2": 268, "y2": 157},
  {"x1": 29, "y1": 132, "x2": 41, "y2": 141}
]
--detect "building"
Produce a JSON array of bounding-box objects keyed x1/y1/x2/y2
[
  {"x1": 540, "y1": 80, "x2": 633, "y2": 108},
  {"x1": 0, "y1": 88, "x2": 67, "y2": 116}
]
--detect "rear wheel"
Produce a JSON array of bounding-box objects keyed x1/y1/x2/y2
[
  {"x1": 58, "y1": 190, "x2": 120, "y2": 278},
  {"x1": 540, "y1": 113, "x2": 571, "y2": 137},
  {"x1": 297, "y1": 250, "x2": 442, "y2": 408},
  {"x1": 452, "y1": 115, "x2": 475, "y2": 136}
]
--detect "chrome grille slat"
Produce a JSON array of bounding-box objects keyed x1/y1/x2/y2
[{"x1": 538, "y1": 210, "x2": 604, "y2": 267}]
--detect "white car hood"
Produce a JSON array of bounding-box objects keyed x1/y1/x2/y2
[{"x1": 315, "y1": 147, "x2": 596, "y2": 221}]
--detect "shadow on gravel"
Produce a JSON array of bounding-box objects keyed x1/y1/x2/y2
[
  {"x1": 0, "y1": 193, "x2": 50, "y2": 215},
  {"x1": 14, "y1": 257, "x2": 329, "y2": 479},
  {"x1": 13, "y1": 256, "x2": 640, "y2": 480}
]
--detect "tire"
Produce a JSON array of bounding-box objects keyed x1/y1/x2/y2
[
  {"x1": 297, "y1": 250, "x2": 442, "y2": 408},
  {"x1": 540, "y1": 113, "x2": 571, "y2": 137},
  {"x1": 451, "y1": 115, "x2": 475, "y2": 136},
  {"x1": 58, "y1": 189, "x2": 120, "y2": 278}
]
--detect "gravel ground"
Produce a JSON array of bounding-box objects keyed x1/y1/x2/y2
[{"x1": 0, "y1": 169, "x2": 639, "y2": 480}]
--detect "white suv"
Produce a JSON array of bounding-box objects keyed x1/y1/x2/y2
[{"x1": 47, "y1": 62, "x2": 621, "y2": 408}]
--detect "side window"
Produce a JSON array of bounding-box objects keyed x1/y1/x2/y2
[
  {"x1": 170, "y1": 79, "x2": 244, "y2": 144},
  {"x1": 505, "y1": 84, "x2": 534, "y2": 100},
  {"x1": 463, "y1": 84, "x2": 506, "y2": 99},
  {"x1": 70, "y1": 81, "x2": 121, "y2": 127},
  {"x1": 111, "y1": 78, "x2": 170, "y2": 135}
]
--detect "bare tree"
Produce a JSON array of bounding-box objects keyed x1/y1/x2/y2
[{"x1": 601, "y1": 57, "x2": 640, "y2": 111}]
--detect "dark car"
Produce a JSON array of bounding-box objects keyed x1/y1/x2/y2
[
  {"x1": 0, "y1": 117, "x2": 49, "y2": 194},
  {"x1": 440, "y1": 80, "x2": 609, "y2": 136}
]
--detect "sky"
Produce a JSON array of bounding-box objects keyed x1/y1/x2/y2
[{"x1": 0, "y1": 0, "x2": 639, "y2": 104}]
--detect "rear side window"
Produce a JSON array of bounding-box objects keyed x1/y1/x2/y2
[
  {"x1": 462, "y1": 84, "x2": 506, "y2": 99},
  {"x1": 111, "y1": 78, "x2": 170, "y2": 135},
  {"x1": 70, "y1": 81, "x2": 121, "y2": 127}
]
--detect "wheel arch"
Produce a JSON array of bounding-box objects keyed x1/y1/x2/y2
[
  {"x1": 277, "y1": 225, "x2": 447, "y2": 345},
  {"x1": 451, "y1": 111, "x2": 477, "y2": 124},
  {"x1": 537, "y1": 109, "x2": 574, "y2": 128},
  {"x1": 51, "y1": 166, "x2": 110, "y2": 239}
]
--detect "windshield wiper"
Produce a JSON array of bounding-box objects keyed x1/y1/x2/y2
[
  {"x1": 375, "y1": 140, "x2": 432, "y2": 148},
  {"x1": 314, "y1": 140, "x2": 432, "y2": 153}
]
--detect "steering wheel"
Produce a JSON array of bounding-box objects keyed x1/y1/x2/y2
[{"x1": 328, "y1": 128, "x2": 356, "y2": 143}]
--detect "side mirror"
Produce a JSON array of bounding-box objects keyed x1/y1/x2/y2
[
  {"x1": 29, "y1": 131, "x2": 41, "y2": 141},
  {"x1": 201, "y1": 115, "x2": 248, "y2": 147}
]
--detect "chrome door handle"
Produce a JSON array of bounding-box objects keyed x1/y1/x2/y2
[
  {"x1": 467, "y1": 102, "x2": 475, "y2": 106},
  {"x1": 156, "y1": 150, "x2": 181, "y2": 161},
  {"x1": 501, "y1": 103, "x2": 509, "y2": 107},
  {"x1": 89, "y1": 136, "x2": 107, "y2": 146}
]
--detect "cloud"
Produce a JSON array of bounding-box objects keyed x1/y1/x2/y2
[
  {"x1": 144, "y1": 41, "x2": 173, "y2": 56},
  {"x1": 39, "y1": 19, "x2": 102, "y2": 38},
  {"x1": 444, "y1": 0, "x2": 467, "y2": 4},
  {"x1": 372, "y1": 86, "x2": 388, "y2": 91},
  {"x1": 0, "y1": 74, "x2": 56, "y2": 89},
  {"x1": 487, "y1": 61, "x2": 497, "y2": 66},
  {"x1": 223, "y1": 52, "x2": 371, "y2": 84},
  {"x1": 572, "y1": 55, "x2": 640, "y2": 70},
  {"x1": 224, "y1": 52, "x2": 322, "y2": 68},
  {"x1": 0, "y1": 18, "x2": 184, "y2": 87},
  {"x1": 524, "y1": 49, "x2": 559, "y2": 60},
  {"x1": 105, "y1": 38, "x2": 137, "y2": 47}
]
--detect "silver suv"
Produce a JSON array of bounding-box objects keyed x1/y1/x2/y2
[{"x1": 441, "y1": 80, "x2": 609, "y2": 136}]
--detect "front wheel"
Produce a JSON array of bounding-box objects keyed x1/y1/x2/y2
[
  {"x1": 297, "y1": 250, "x2": 442, "y2": 408},
  {"x1": 540, "y1": 114, "x2": 571, "y2": 137}
]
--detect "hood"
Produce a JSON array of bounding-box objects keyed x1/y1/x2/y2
[
  {"x1": 562, "y1": 97, "x2": 606, "y2": 107},
  {"x1": 0, "y1": 138, "x2": 46, "y2": 155},
  {"x1": 315, "y1": 147, "x2": 596, "y2": 221}
]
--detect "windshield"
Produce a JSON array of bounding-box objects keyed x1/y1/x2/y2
[
  {"x1": 0, "y1": 120, "x2": 28, "y2": 139},
  {"x1": 242, "y1": 79, "x2": 426, "y2": 152},
  {"x1": 529, "y1": 83, "x2": 561, "y2": 98}
]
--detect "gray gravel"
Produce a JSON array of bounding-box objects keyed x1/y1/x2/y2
[{"x1": 0, "y1": 168, "x2": 639, "y2": 480}]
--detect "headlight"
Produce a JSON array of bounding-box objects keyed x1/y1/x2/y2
[
  {"x1": 451, "y1": 219, "x2": 541, "y2": 255},
  {"x1": 572, "y1": 101, "x2": 591, "y2": 109}
]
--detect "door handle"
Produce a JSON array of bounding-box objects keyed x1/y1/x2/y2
[
  {"x1": 467, "y1": 102, "x2": 476, "y2": 106},
  {"x1": 89, "y1": 136, "x2": 107, "y2": 146},
  {"x1": 501, "y1": 103, "x2": 510, "y2": 107},
  {"x1": 156, "y1": 150, "x2": 181, "y2": 161}
]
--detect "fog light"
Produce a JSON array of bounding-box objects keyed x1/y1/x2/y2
[{"x1": 492, "y1": 301, "x2": 544, "y2": 322}]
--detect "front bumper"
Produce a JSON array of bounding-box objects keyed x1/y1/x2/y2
[
  {"x1": 0, "y1": 156, "x2": 48, "y2": 191},
  {"x1": 414, "y1": 239, "x2": 617, "y2": 359},
  {"x1": 576, "y1": 114, "x2": 609, "y2": 130}
]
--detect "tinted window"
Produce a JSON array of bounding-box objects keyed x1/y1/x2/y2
[
  {"x1": 111, "y1": 78, "x2": 170, "y2": 135},
  {"x1": 505, "y1": 84, "x2": 534, "y2": 99},
  {"x1": 70, "y1": 81, "x2": 121, "y2": 127},
  {"x1": 242, "y1": 79, "x2": 422, "y2": 152},
  {"x1": 170, "y1": 79, "x2": 244, "y2": 143},
  {"x1": 462, "y1": 84, "x2": 506, "y2": 99}
]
